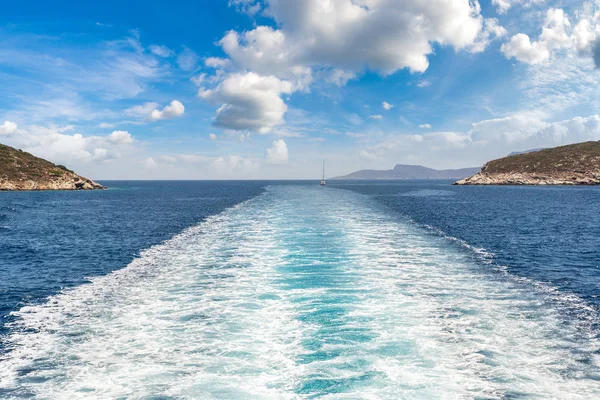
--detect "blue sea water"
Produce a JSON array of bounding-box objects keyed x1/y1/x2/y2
[{"x1": 1, "y1": 180, "x2": 600, "y2": 398}]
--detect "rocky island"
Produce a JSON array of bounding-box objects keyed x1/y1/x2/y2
[
  {"x1": 455, "y1": 141, "x2": 600, "y2": 185},
  {"x1": 0, "y1": 143, "x2": 105, "y2": 190}
]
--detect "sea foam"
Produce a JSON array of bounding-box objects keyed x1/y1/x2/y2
[{"x1": 1, "y1": 186, "x2": 599, "y2": 399}]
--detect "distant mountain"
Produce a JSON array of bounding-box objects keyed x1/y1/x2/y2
[
  {"x1": 333, "y1": 164, "x2": 481, "y2": 180},
  {"x1": 455, "y1": 141, "x2": 600, "y2": 185},
  {"x1": 0, "y1": 143, "x2": 105, "y2": 191}
]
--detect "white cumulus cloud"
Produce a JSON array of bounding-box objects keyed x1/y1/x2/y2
[
  {"x1": 198, "y1": 72, "x2": 295, "y2": 133},
  {"x1": 108, "y1": 130, "x2": 134, "y2": 144},
  {"x1": 0, "y1": 121, "x2": 18, "y2": 135},
  {"x1": 501, "y1": 34, "x2": 550, "y2": 64},
  {"x1": 501, "y1": 8, "x2": 599, "y2": 65},
  {"x1": 382, "y1": 102, "x2": 394, "y2": 111},
  {"x1": 419, "y1": 123, "x2": 432, "y2": 129},
  {"x1": 149, "y1": 100, "x2": 185, "y2": 121},
  {"x1": 360, "y1": 112, "x2": 600, "y2": 170},
  {"x1": 1, "y1": 125, "x2": 132, "y2": 166},
  {"x1": 126, "y1": 100, "x2": 185, "y2": 122},
  {"x1": 220, "y1": 0, "x2": 501, "y2": 78},
  {"x1": 200, "y1": 0, "x2": 507, "y2": 136},
  {"x1": 266, "y1": 139, "x2": 289, "y2": 164}
]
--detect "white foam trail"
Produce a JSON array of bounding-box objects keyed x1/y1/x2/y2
[
  {"x1": 0, "y1": 198, "x2": 307, "y2": 399},
  {"x1": 1, "y1": 186, "x2": 599, "y2": 399},
  {"x1": 333, "y1": 206, "x2": 600, "y2": 398}
]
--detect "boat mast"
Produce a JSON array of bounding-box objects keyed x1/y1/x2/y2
[{"x1": 322, "y1": 160, "x2": 325, "y2": 181}]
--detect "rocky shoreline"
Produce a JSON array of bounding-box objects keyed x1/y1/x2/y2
[
  {"x1": 454, "y1": 141, "x2": 600, "y2": 186},
  {"x1": 0, "y1": 174, "x2": 105, "y2": 191},
  {"x1": 454, "y1": 171, "x2": 600, "y2": 185}
]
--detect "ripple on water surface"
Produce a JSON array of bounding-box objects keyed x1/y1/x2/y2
[{"x1": 1, "y1": 186, "x2": 599, "y2": 399}]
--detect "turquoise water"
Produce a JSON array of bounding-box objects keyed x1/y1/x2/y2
[{"x1": 1, "y1": 184, "x2": 599, "y2": 398}]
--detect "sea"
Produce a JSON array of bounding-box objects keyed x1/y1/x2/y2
[{"x1": 1, "y1": 180, "x2": 600, "y2": 399}]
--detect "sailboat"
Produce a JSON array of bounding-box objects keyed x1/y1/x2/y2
[{"x1": 320, "y1": 160, "x2": 326, "y2": 186}]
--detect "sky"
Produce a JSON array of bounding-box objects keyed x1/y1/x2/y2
[{"x1": 0, "y1": 0, "x2": 599, "y2": 179}]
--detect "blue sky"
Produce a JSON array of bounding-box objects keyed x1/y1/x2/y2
[{"x1": 1, "y1": 0, "x2": 599, "y2": 179}]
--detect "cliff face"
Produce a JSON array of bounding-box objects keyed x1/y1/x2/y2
[
  {"x1": 0, "y1": 144, "x2": 105, "y2": 191},
  {"x1": 455, "y1": 141, "x2": 600, "y2": 185}
]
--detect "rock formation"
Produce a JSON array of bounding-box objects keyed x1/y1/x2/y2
[{"x1": 455, "y1": 141, "x2": 600, "y2": 185}]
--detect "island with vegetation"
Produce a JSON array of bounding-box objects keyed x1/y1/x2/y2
[
  {"x1": 0, "y1": 143, "x2": 105, "y2": 190},
  {"x1": 455, "y1": 141, "x2": 600, "y2": 185}
]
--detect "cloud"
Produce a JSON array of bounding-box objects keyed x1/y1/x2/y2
[
  {"x1": 492, "y1": 0, "x2": 545, "y2": 14},
  {"x1": 0, "y1": 121, "x2": 18, "y2": 135},
  {"x1": 107, "y1": 130, "x2": 134, "y2": 144},
  {"x1": 0, "y1": 32, "x2": 168, "y2": 125},
  {"x1": 149, "y1": 100, "x2": 185, "y2": 121},
  {"x1": 0, "y1": 124, "x2": 135, "y2": 166},
  {"x1": 229, "y1": 0, "x2": 262, "y2": 16},
  {"x1": 125, "y1": 102, "x2": 158, "y2": 118},
  {"x1": 143, "y1": 157, "x2": 158, "y2": 169},
  {"x1": 501, "y1": 8, "x2": 598, "y2": 65},
  {"x1": 99, "y1": 122, "x2": 115, "y2": 129},
  {"x1": 266, "y1": 139, "x2": 289, "y2": 164},
  {"x1": 126, "y1": 100, "x2": 185, "y2": 122},
  {"x1": 359, "y1": 149, "x2": 378, "y2": 160},
  {"x1": 202, "y1": 1, "x2": 506, "y2": 137},
  {"x1": 190, "y1": 73, "x2": 206, "y2": 86},
  {"x1": 472, "y1": 18, "x2": 507, "y2": 52},
  {"x1": 218, "y1": 0, "x2": 499, "y2": 80},
  {"x1": 469, "y1": 111, "x2": 549, "y2": 143},
  {"x1": 382, "y1": 102, "x2": 394, "y2": 111},
  {"x1": 518, "y1": 48, "x2": 600, "y2": 112},
  {"x1": 212, "y1": 155, "x2": 259, "y2": 174},
  {"x1": 219, "y1": 26, "x2": 310, "y2": 80},
  {"x1": 417, "y1": 80, "x2": 431, "y2": 88},
  {"x1": 469, "y1": 112, "x2": 600, "y2": 146},
  {"x1": 346, "y1": 131, "x2": 367, "y2": 138},
  {"x1": 419, "y1": 123, "x2": 432, "y2": 129},
  {"x1": 149, "y1": 45, "x2": 174, "y2": 58},
  {"x1": 131, "y1": 152, "x2": 263, "y2": 179},
  {"x1": 325, "y1": 69, "x2": 356, "y2": 86},
  {"x1": 205, "y1": 57, "x2": 231, "y2": 69},
  {"x1": 360, "y1": 112, "x2": 600, "y2": 169},
  {"x1": 501, "y1": 33, "x2": 550, "y2": 64},
  {"x1": 209, "y1": 133, "x2": 217, "y2": 140},
  {"x1": 198, "y1": 72, "x2": 295, "y2": 133},
  {"x1": 369, "y1": 115, "x2": 383, "y2": 120},
  {"x1": 177, "y1": 47, "x2": 199, "y2": 71}
]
